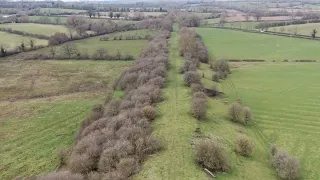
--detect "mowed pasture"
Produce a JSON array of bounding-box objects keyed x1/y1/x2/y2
[
  {"x1": 0, "y1": 31, "x2": 48, "y2": 50},
  {"x1": 0, "y1": 23, "x2": 70, "y2": 36},
  {"x1": 272, "y1": 23, "x2": 320, "y2": 36},
  {"x1": 0, "y1": 60, "x2": 132, "y2": 179},
  {"x1": 222, "y1": 63, "x2": 320, "y2": 180},
  {"x1": 197, "y1": 28, "x2": 320, "y2": 61}
]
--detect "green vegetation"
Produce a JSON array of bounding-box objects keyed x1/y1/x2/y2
[
  {"x1": 40, "y1": 8, "x2": 86, "y2": 14},
  {"x1": 28, "y1": 16, "x2": 68, "y2": 23},
  {"x1": 197, "y1": 28, "x2": 320, "y2": 61},
  {"x1": 0, "y1": 23, "x2": 70, "y2": 36},
  {"x1": 0, "y1": 60, "x2": 132, "y2": 179},
  {"x1": 222, "y1": 63, "x2": 320, "y2": 179},
  {"x1": 0, "y1": 31, "x2": 48, "y2": 50}
]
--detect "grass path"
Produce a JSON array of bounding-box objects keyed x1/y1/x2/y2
[{"x1": 134, "y1": 31, "x2": 207, "y2": 179}]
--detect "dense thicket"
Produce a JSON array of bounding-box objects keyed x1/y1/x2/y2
[
  {"x1": 270, "y1": 145, "x2": 300, "y2": 180},
  {"x1": 195, "y1": 140, "x2": 230, "y2": 172},
  {"x1": 18, "y1": 16, "x2": 172, "y2": 179},
  {"x1": 228, "y1": 101, "x2": 252, "y2": 125},
  {"x1": 179, "y1": 27, "x2": 208, "y2": 63}
]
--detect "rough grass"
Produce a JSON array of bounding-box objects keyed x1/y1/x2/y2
[
  {"x1": 0, "y1": 60, "x2": 131, "y2": 100},
  {"x1": 0, "y1": 23, "x2": 70, "y2": 36},
  {"x1": 222, "y1": 62, "x2": 320, "y2": 180},
  {"x1": 0, "y1": 60, "x2": 131, "y2": 179},
  {"x1": 134, "y1": 28, "x2": 207, "y2": 180},
  {"x1": 0, "y1": 31, "x2": 48, "y2": 50},
  {"x1": 197, "y1": 28, "x2": 320, "y2": 61}
]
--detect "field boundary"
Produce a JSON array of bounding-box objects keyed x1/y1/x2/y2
[{"x1": 203, "y1": 26, "x2": 320, "y2": 41}]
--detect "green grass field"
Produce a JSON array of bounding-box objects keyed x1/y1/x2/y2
[
  {"x1": 135, "y1": 27, "x2": 276, "y2": 180},
  {"x1": 40, "y1": 8, "x2": 86, "y2": 14},
  {"x1": 197, "y1": 28, "x2": 320, "y2": 61},
  {"x1": 0, "y1": 23, "x2": 69, "y2": 36},
  {"x1": 28, "y1": 16, "x2": 68, "y2": 23},
  {"x1": 0, "y1": 60, "x2": 131, "y2": 179},
  {"x1": 221, "y1": 63, "x2": 320, "y2": 180},
  {"x1": 0, "y1": 31, "x2": 48, "y2": 50},
  {"x1": 272, "y1": 23, "x2": 320, "y2": 36},
  {"x1": 10, "y1": 29, "x2": 151, "y2": 59}
]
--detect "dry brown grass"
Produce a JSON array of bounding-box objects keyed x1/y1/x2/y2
[{"x1": 0, "y1": 60, "x2": 131, "y2": 101}]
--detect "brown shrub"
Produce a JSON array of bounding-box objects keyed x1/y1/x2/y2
[
  {"x1": 212, "y1": 59, "x2": 230, "y2": 74},
  {"x1": 137, "y1": 72, "x2": 150, "y2": 86},
  {"x1": 212, "y1": 72, "x2": 220, "y2": 82},
  {"x1": 116, "y1": 157, "x2": 139, "y2": 177},
  {"x1": 118, "y1": 72, "x2": 138, "y2": 90},
  {"x1": 271, "y1": 147, "x2": 300, "y2": 180},
  {"x1": 228, "y1": 102, "x2": 245, "y2": 124},
  {"x1": 87, "y1": 172, "x2": 101, "y2": 180},
  {"x1": 75, "y1": 104, "x2": 104, "y2": 141},
  {"x1": 193, "y1": 91, "x2": 207, "y2": 99},
  {"x1": 142, "y1": 106, "x2": 157, "y2": 121},
  {"x1": 195, "y1": 140, "x2": 230, "y2": 172},
  {"x1": 104, "y1": 100, "x2": 122, "y2": 117},
  {"x1": 150, "y1": 87, "x2": 164, "y2": 103},
  {"x1": 36, "y1": 171, "x2": 84, "y2": 180},
  {"x1": 57, "y1": 147, "x2": 70, "y2": 168},
  {"x1": 191, "y1": 83, "x2": 204, "y2": 93},
  {"x1": 148, "y1": 76, "x2": 165, "y2": 88},
  {"x1": 151, "y1": 66, "x2": 166, "y2": 78},
  {"x1": 235, "y1": 135, "x2": 255, "y2": 157},
  {"x1": 184, "y1": 71, "x2": 201, "y2": 86},
  {"x1": 191, "y1": 97, "x2": 208, "y2": 120},
  {"x1": 102, "y1": 171, "x2": 126, "y2": 180},
  {"x1": 244, "y1": 106, "x2": 252, "y2": 123},
  {"x1": 119, "y1": 100, "x2": 135, "y2": 110}
]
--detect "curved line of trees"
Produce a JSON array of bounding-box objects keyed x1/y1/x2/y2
[{"x1": 17, "y1": 16, "x2": 173, "y2": 180}]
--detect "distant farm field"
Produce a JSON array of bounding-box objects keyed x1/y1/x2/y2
[
  {"x1": 10, "y1": 29, "x2": 152, "y2": 59},
  {"x1": 197, "y1": 28, "x2": 320, "y2": 61},
  {"x1": 28, "y1": 16, "x2": 68, "y2": 23},
  {"x1": 0, "y1": 60, "x2": 131, "y2": 179},
  {"x1": 222, "y1": 63, "x2": 320, "y2": 180},
  {"x1": 40, "y1": 8, "x2": 86, "y2": 14},
  {"x1": 0, "y1": 31, "x2": 48, "y2": 50},
  {"x1": 0, "y1": 23, "x2": 69, "y2": 36},
  {"x1": 272, "y1": 23, "x2": 320, "y2": 36}
]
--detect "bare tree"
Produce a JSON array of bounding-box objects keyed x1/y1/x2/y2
[
  {"x1": 109, "y1": 12, "x2": 114, "y2": 19},
  {"x1": 61, "y1": 43, "x2": 78, "y2": 58},
  {"x1": 67, "y1": 16, "x2": 87, "y2": 28},
  {"x1": 252, "y1": 10, "x2": 263, "y2": 22},
  {"x1": 311, "y1": 29, "x2": 317, "y2": 39},
  {"x1": 76, "y1": 24, "x2": 88, "y2": 37},
  {"x1": 49, "y1": 46, "x2": 57, "y2": 58},
  {"x1": 0, "y1": 44, "x2": 8, "y2": 57},
  {"x1": 18, "y1": 41, "x2": 26, "y2": 52},
  {"x1": 244, "y1": 13, "x2": 250, "y2": 21},
  {"x1": 29, "y1": 39, "x2": 36, "y2": 49},
  {"x1": 67, "y1": 26, "x2": 75, "y2": 39},
  {"x1": 116, "y1": 13, "x2": 121, "y2": 19}
]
